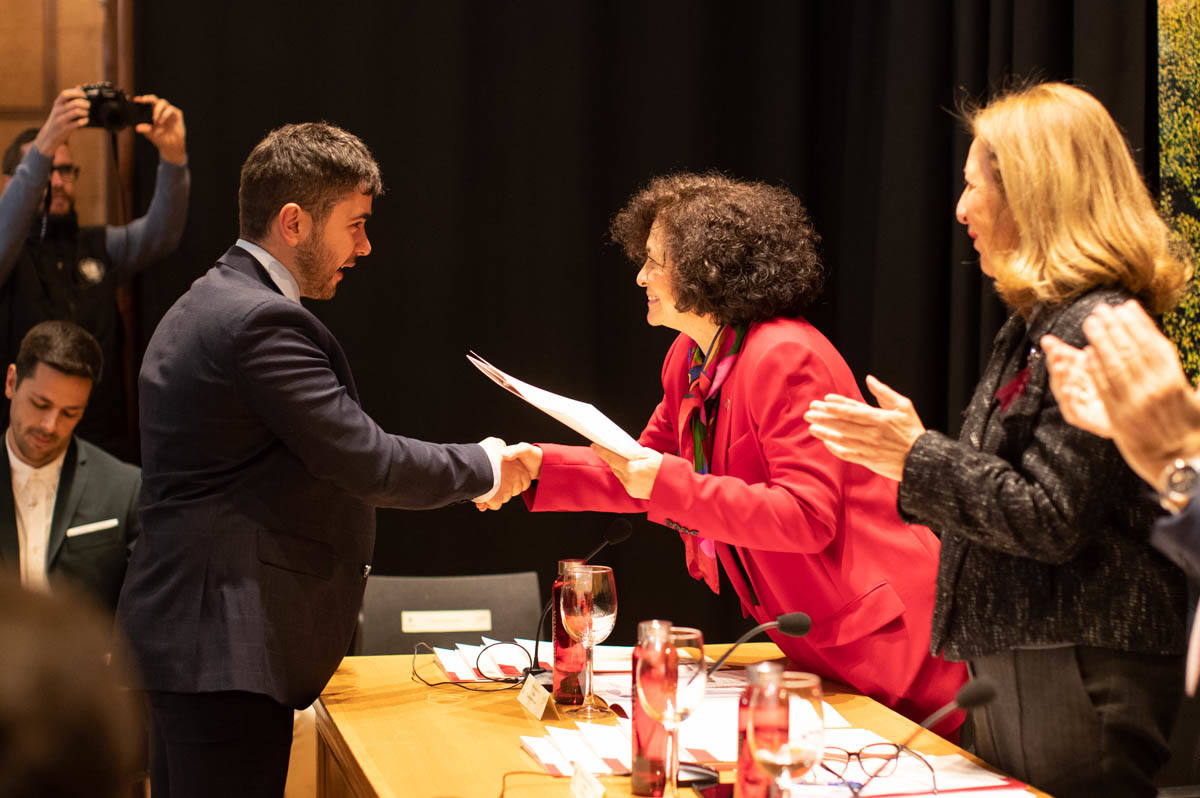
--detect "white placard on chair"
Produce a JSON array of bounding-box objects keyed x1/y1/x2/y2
[{"x1": 400, "y1": 609, "x2": 493, "y2": 633}]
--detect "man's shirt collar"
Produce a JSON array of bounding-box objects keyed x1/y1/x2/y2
[{"x1": 235, "y1": 238, "x2": 301, "y2": 304}]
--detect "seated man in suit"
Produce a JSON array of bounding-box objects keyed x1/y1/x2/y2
[{"x1": 0, "y1": 319, "x2": 139, "y2": 611}]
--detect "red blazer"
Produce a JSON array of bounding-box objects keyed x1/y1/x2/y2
[{"x1": 529, "y1": 318, "x2": 966, "y2": 723}]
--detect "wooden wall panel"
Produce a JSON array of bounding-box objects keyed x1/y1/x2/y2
[
  {"x1": 0, "y1": 0, "x2": 46, "y2": 110},
  {"x1": 0, "y1": 0, "x2": 108, "y2": 225},
  {"x1": 58, "y1": 0, "x2": 106, "y2": 225}
]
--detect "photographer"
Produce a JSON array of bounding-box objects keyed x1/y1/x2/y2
[{"x1": 0, "y1": 86, "x2": 189, "y2": 462}]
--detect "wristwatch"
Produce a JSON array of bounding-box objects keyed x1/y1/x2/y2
[{"x1": 1160, "y1": 457, "x2": 1200, "y2": 513}]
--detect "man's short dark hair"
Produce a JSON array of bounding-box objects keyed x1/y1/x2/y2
[
  {"x1": 238, "y1": 122, "x2": 384, "y2": 241},
  {"x1": 2, "y1": 129, "x2": 39, "y2": 176},
  {"x1": 14, "y1": 321, "x2": 103, "y2": 385}
]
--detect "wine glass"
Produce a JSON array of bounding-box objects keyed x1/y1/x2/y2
[
  {"x1": 558, "y1": 564, "x2": 617, "y2": 718},
  {"x1": 635, "y1": 626, "x2": 707, "y2": 797},
  {"x1": 747, "y1": 671, "x2": 823, "y2": 796}
]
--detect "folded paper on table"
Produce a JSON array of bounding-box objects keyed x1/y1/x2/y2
[
  {"x1": 547, "y1": 726, "x2": 623, "y2": 775},
  {"x1": 432, "y1": 637, "x2": 642, "y2": 682},
  {"x1": 575, "y1": 722, "x2": 633, "y2": 772},
  {"x1": 520, "y1": 735, "x2": 575, "y2": 777},
  {"x1": 517, "y1": 718, "x2": 1021, "y2": 794},
  {"x1": 515, "y1": 687, "x2": 1023, "y2": 793},
  {"x1": 468, "y1": 351, "x2": 641, "y2": 458},
  {"x1": 432, "y1": 638, "x2": 551, "y2": 683},
  {"x1": 842, "y1": 753, "x2": 1019, "y2": 796},
  {"x1": 514, "y1": 639, "x2": 634, "y2": 673}
]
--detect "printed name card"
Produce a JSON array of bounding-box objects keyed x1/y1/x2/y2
[
  {"x1": 518, "y1": 674, "x2": 556, "y2": 720},
  {"x1": 570, "y1": 766, "x2": 605, "y2": 798}
]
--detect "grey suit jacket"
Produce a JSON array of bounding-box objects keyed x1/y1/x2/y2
[
  {"x1": 117, "y1": 246, "x2": 493, "y2": 708},
  {"x1": 899, "y1": 287, "x2": 1187, "y2": 660},
  {"x1": 0, "y1": 435, "x2": 141, "y2": 611}
]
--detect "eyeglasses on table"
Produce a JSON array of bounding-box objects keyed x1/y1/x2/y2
[{"x1": 820, "y1": 742, "x2": 938, "y2": 796}]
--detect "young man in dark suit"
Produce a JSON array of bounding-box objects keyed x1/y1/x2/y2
[
  {"x1": 117, "y1": 122, "x2": 532, "y2": 797},
  {"x1": 0, "y1": 319, "x2": 139, "y2": 611}
]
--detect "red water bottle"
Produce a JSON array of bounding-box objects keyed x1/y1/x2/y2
[
  {"x1": 552, "y1": 558, "x2": 585, "y2": 704},
  {"x1": 736, "y1": 661, "x2": 785, "y2": 798},
  {"x1": 632, "y1": 619, "x2": 672, "y2": 796}
]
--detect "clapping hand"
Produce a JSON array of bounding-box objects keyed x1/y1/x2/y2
[
  {"x1": 804, "y1": 375, "x2": 926, "y2": 482},
  {"x1": 1043, "y1": 300, "x2": 1200, "y2": 491},
  {"x1": 1041, "y1": 334, "x2": 1112, "y2": 438}
]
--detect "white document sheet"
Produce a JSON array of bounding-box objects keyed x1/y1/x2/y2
[
  {"x1": 546, "y1": 726, "x2": 618, "y2": 775},
  {"x1": 467, "y1": 351, "x2": 641, "y2": 458},
  {"x1": 511, "y1": 638, "x2": 635, "y2": 673},
  {"x1": 574, "y1": 721, "x2": 633, "y2": 772}
]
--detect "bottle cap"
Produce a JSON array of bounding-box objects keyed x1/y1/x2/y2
[
  {"x1": 557, "y1": 558, "x2": 585, "y2": 575},
  {"x1": 745, "y1": 660, "x2": 784, "y2": 687},
  {"x1": 637, "y1": 619, "x2": 673, "y2": 645}
]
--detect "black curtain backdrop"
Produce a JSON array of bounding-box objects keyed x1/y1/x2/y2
[{"x1": 128, "y1": 1, "x2": 1154, "y2": 646}]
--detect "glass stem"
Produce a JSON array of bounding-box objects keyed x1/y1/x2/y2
[
  {"x1": 664, "y1": 723, "x2": 680, "y2": 798},
  {"x1": 581, "y1": 642, "x2": 594, "y2": 706}
]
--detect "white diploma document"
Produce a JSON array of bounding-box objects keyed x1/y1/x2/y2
[{"x1": 467, "y1": 351, "x2": 641, "y2": 458}]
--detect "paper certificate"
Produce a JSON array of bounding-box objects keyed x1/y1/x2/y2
[{"x1": 467, "y1": 351, "x2": 641, "y2": 458}]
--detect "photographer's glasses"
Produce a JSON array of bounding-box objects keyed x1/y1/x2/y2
[
  {"x1": 821, "y1": 743, "x2": 938, "y2": 796},
  {"x1": 50, "y1": 164, "x2": 80, "y2": 182}
]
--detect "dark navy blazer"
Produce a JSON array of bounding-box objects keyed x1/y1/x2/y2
[{"x1": 117, "y1": 246, "x2": 492, "y2": 707}]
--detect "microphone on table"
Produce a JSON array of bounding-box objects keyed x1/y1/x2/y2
[
  {"x1": 898, "y1": 677, "x2": 997, "y2": 748},
  {"x1": 524, "y1": 518, "x2": 634, "y2": 678},
  {"x1": 705, "y1": 612, "x2": 813, "y2": 677}
]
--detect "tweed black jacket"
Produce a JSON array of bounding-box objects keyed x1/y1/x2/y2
[{"x1": 898, "y1": 287, "x2": 1188, "y2": 661}]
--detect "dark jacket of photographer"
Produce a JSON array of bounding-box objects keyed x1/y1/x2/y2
[{"x1": 0, "y1": 146, "x2": 189, "y2": 460}]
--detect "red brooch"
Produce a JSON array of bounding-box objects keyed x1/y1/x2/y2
[{"x1": 996, "y1": 366, "x2": 1031, "y2": 411}]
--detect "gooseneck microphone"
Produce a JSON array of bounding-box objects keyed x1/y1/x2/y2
[
  {"x1": 525, "y1": 518, "x2": 634, "y2": 677},
  {"x1": 705, "y1": 611, "x2": 812, "y2": 676},
  {"x1": 899, "y1": 677, "x2": 997, "y2": 747},
  {"x1": 581, "y1": 518, "x2": 634, "y2": 563}
]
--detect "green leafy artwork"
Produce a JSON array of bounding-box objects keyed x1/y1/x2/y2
[{"x1": 1160, "y1": 0, "x2": 1200, "y2": 380}]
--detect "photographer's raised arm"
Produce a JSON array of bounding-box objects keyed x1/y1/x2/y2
[
  {"x1": 0, "y1": 89, "x2": 88, "y2": 284},
  {"x1": 106, "y1": 95, "x2": 190, "y2": 275}
]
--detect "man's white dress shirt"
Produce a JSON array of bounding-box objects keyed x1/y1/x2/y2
[{"x1": 6, "y1": 430, "x2": 66, "y2": 590}]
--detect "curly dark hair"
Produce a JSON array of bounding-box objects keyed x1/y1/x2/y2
[{"x1": 610, "y1": 172, "x2": 824, "y2": 325}]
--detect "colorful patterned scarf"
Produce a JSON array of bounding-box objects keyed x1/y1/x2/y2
[{"x1": 679, "y1": 323, "x2": 748, "y2": 594}]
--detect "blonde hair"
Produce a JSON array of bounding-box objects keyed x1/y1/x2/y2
[{"x1": 969, "y1": 82, "x2": 1190, "y2": 314}]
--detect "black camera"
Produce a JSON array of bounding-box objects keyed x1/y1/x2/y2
[{"x1": 82, "y1": 82, "x2": 153, "y2": 132}]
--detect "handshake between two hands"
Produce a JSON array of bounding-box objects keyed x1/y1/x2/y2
[
  {"x1": 475, "y1": 439, "x2": 543, "y2": 511},
  {"x1": 474, "y1": 439, "x2": 667, "y2": 511}
]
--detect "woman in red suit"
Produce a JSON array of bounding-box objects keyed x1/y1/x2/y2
[{"x1": 502, "y1": 174, "x2": 965, "y2": 727}]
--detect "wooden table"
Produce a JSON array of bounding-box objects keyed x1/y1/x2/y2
[{"x1": 315, "y1": 645, "x2": 1040, "y2": 797}]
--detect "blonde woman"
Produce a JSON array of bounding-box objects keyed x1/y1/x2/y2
[{"x1": 804, "y1": 82, "x2": 1191, "y2": 797}]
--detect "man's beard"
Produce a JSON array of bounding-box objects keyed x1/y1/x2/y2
[
  {"x1": 13, "y1": 425, "x2": 62, "y2": 468},
  {"x1": 294, "y1": 230, "x2": 337, "y2": 300},
  {"x1": 44, "y1": 186, "x2": 74, "y2": 217}
]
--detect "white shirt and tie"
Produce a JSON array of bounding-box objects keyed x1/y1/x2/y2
[{"x1": 6, "y1": 430, "x2": 65, "y2": 590}]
